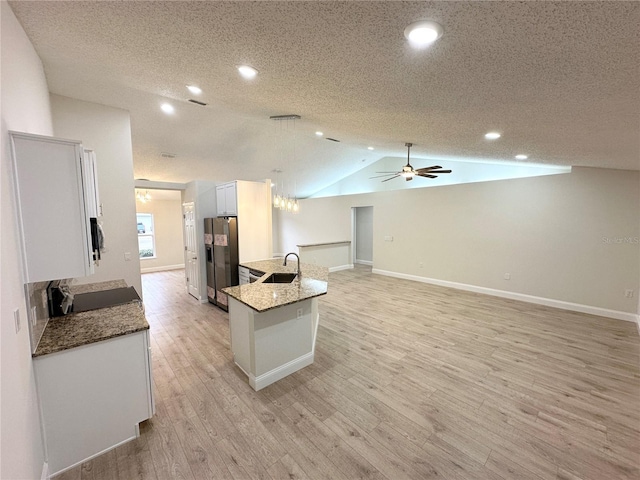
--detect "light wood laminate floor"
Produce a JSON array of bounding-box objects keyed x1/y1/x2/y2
[{"x1": 56, "y1": 266, "x2": 639, "y2": 480}]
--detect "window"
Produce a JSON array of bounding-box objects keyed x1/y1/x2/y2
[{"x1": 137, "y1": 213, "x2": 156, "y2": 259}]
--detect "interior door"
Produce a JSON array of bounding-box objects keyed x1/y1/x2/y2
[{"x1": 183, "y1": 202, "x2": 199, "y2": 299}]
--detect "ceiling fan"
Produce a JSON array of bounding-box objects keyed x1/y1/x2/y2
[{"x1": 371, "y1": 143, "x2": 452, "y2": 182}]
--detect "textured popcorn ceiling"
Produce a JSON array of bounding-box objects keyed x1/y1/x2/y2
[{"x1": 9, "y1": 1, "x2": 639, "y2": 196}]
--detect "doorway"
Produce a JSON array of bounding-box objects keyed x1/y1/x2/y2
[
  {"x1": 352, "y1": 206, "x2": 373, "y2": 266},
  {"x1": 134, "y1": 188, "x2": 185, "y2": 273}
]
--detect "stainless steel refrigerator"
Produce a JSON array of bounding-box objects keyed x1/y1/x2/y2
[{"x1": 204, "y1": 217, "x2": 239, "y2": 311}]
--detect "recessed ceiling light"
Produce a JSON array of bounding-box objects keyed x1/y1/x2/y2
[
  {"x1": 484, "y1": 132, "x2": 501, "y2": 140},
  {"x1": 315, "y1": 131, "x2": 323, "y2": 137},
  {"x1": 237, "y1": 65, "x2": 258, "y2": 79},
  {"x1": 186, "y1": 85, "x2": 202, "y2": 95},
  {"x1": 161, "y1": 103, "x2": 174, "y2": 114},
  {"x1": 404, "y1": 21, "x2": 443, "y2": 48},
  {"x1": 367, "y1": 146, "x2": 374, "y2": 151},
  {"x1": 515, "y1": 154, "x2": 528, "y2": 160}
]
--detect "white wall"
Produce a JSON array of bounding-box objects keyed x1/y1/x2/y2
[
  {"x1": 50, "y1": 94, "x2": 142, "y2": 297},
  {"x1": 277, "y1": 167, "x2": 640, "y2": 318},
  {"x1": 0, "y1": 2, "x2": 50, "y2": 478},
  {"x1": 136, "y1": 197, "x2": 185, "y2": 272}
]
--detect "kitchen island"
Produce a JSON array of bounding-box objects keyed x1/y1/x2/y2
[
  {"x1": 223, "y1": 258, "x2": 328, "y2": 391},
  {"x1": 33, "y1": 280, "x2": 154, "y2": 477}
]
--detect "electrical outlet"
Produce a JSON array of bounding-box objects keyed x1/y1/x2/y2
[
  {"x1": 625, "y1": 289, "x2": 634, "y2": 298},
  {"x1": 14, "y1": 309, "x2": 20, "y2": 333},
  {"x1": 297, "y1": 308, "x2": 304, "y2": 319},
  {"x1": 31, "y1": 306, "x2": 37, "y2": 326},
  {"x1": 504, "y1": 273, "x2": 511, "y2": 280},
  {"x1": 384, "y1": 235, "x2": 393, "y2": 242},
  {"x1": 124, "y1": 252, "x2": 132, "y2": 261},
  {"x1": 419, "y1": 262, "x2": 424, "y2": 268}
]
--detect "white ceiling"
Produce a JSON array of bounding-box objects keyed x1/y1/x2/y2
[{"x1": 9, "y1": 1, "x2": 639, "y2": 197}]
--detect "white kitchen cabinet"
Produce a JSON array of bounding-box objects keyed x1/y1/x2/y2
[
  {"x1": 34, "y1": 330, "x2": 154, "y2": 477},
  {"x1": 216, "y1": 181, "x2": 237, "y2": 216},
  {"x1": 9, "y1": 131, "x2": 96, "y2": 282}
]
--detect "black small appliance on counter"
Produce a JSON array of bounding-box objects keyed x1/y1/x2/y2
[{"x1": 47, "y1": 281, "x2": 141, "y2": 317}]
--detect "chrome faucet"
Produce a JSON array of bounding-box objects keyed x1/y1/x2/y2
[{"x1": 283, "y1": 252, "x2": 301, "y2": 276}]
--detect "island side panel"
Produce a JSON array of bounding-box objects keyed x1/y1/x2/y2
[{"x1": 253, "y1": 300, "x2": 313, "y2": 377}]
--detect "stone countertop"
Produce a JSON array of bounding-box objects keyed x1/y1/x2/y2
[
  {"x1": 224, "y1": 259, "x2": 328, "y2": 312},
  {"x1": 69, "y1": 279, "x2": 127, "y2": 294},
  {"x1": 33, "y1": 281, "x2": 148, "y2": 358}
]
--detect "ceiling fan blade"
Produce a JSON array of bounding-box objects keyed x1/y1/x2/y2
[
  {"x1": 415, "y1": 165, "x2": 443, "y2": 172},
  {"x1": 381, "y1": 175, "x2": 401, "y2": 182},
  {"x1": 423, "y1": 169, "x2": 452, "y2": 174},
  {"x1": 375, "y1": 171, "x2": 401, "y2": 174},
  {"x1": 416, "y1": 173, "x2": 438, "y2": 179},
  {"x1": 369, "y1": 173, "x2": 400, "y2": 179}
]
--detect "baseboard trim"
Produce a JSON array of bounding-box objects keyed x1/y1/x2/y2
[
  {"x1": 41, "y1": 462, "x2": 48, "y2": 480},
  {"x1": 372, "y1": 269, "x2": 637, "y2": 323},
  {"x1": 355, "y1": 259, "x2": 373, "y2": 266},
  {"x1": 248, "y1": 351, "x2": 314, "y2": 391},
  {"x1": 329, "y1": 264, "x2": 354, "y2": 272},
  {"x1": 140, "y1": 264, "x2": 185, "y2": 274}
]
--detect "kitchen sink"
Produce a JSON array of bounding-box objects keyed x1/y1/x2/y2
[{"x1": 262, "y1": 273, "x2": 297, "y2": 284}]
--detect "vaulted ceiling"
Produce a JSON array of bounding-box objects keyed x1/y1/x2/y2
[{"x1": 9, "y1": 1, "x2": 639, "y2": 196}]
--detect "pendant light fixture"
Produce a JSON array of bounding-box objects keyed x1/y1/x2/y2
[{"x1": 270, "y1": 114, "x2": 301, "y2": 214}]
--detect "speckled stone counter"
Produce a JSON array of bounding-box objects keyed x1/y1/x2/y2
[
  {"x1": 34, "y1": 303, "x2": 148, "y2": 357},
  {"x1": 34, "y1": 280, "x2": 148, "y2": 357},
  {"x1": 69, "y1": 279, "x2": 127, "y2": 294},
  {"x1": 223, "y1": 259, "x2": 328, "y2": 312}
]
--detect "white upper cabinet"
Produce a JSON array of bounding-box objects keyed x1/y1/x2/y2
[
  {"x1": 10, "y1": 132, "x2": 96, "y2": 283},
  {"x1": 216, "y1": 181, "x2": 237, "y2": 216}
]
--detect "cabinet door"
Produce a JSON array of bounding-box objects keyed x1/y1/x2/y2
[
  {"x1": 216, "y1": 184, "x2": 226, "y2": 215},
  {"x1": 34, "y1": 331, "x2": 153, "y2": 475},
  {"x1": 10, "y1": 132, "x2": 93, "y2": 282},
  {"x1": 224, "y1": 182, "x2": 237, "y2": 215}
]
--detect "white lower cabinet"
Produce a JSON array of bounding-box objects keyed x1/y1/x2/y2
[{"x1": 34, "y1": 330, "x2": 154, "y2": 477}]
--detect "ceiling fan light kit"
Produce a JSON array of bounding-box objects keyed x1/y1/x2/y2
[{"x1": 371, "y1": 142, "x2": 452, "y2": 183}]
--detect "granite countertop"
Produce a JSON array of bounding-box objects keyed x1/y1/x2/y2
[
  {"x1": 33, "y1": 280, "x2": 148, "y2": 358},
  {"x1": 223, "y1": 258, "x2": 328, "y2": 312},
  {"x1": 69, "y1": 279, "x2": 127, "y2": 294}
]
